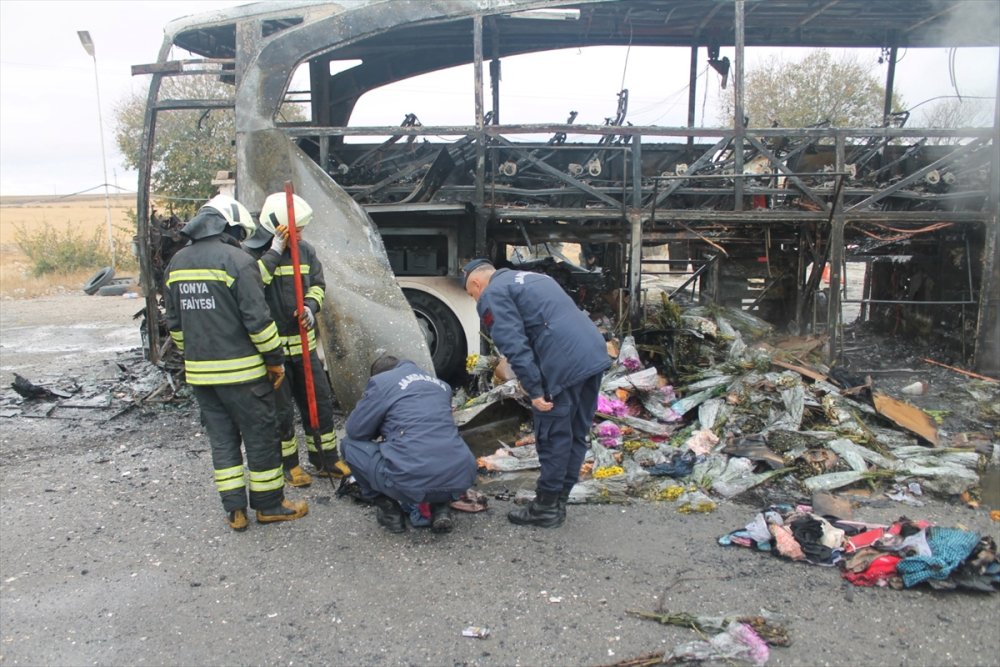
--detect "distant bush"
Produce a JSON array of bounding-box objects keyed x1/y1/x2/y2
[{"x1": 14, "y1": 223, "x2": 137, "y2": 276}]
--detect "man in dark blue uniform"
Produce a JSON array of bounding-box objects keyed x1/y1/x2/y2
[
  {"x1": 341, "y1": 355, "x2": 477, "y2": 534},
  {"x1": 463, "y1": 259, "x2": 610, "y2": 528}
]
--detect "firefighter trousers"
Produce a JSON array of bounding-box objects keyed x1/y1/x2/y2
[
  {"x1": 192, "y1": 380, "x2": 285, "y2": 512},
  {"x1": 277, "y1": 350, "x2": 339, "y2": 470}
]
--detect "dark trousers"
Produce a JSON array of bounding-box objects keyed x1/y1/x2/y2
[
  {"x1": 532, "y1": 372, "x2": 603, "y2": 495},
  {"x1": 280, "y1": 350, "x2": 338, "y2": 468},
  {"x1": 193, "y1": 380, "x2": 284, "y2": 512},
  {"x1": 341, "y1": 437, "x2": 462, "y2": 505}
]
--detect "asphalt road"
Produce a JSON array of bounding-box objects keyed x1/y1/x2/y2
[{"x1": 1, "y1": 295, "x2": 998, "y2": 666}]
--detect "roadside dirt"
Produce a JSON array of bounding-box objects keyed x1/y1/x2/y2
[{"x1": 1, "y1": 293, "x2": 998, "y2": 667}]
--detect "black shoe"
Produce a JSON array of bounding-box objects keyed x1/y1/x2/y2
[
  {"x1": 430, "y1": 503, "x2": 454, "y2": 534},
  {"x1": 508, "y1": 491, "x2": 564, "y2": 528},
  {"x1": 373, "y1": 495, "x2": 406, "y2": 533}
]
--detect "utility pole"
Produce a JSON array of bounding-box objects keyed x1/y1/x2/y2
[{"x1": 77, "y1": 30, "x2": 115, "y2": 268}]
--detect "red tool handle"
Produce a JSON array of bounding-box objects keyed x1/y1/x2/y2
[{"x1": 285, "y1": 181, "x2": 319, "y2": 431}]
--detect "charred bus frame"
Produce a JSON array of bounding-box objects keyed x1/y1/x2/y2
[{"x1": 134, "y1": 0, "x2": 1000, "y2": 381}]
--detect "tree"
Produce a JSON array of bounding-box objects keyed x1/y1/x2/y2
[
  {"x1": 115, "y1": 76, "x2": 237, "y2": 218},
  {"x1": 917, "y1": 97, "x2": 993, "y2": 144},
  {"x1": 718, "y1": 51, "x2": 903, "y2": 128}
]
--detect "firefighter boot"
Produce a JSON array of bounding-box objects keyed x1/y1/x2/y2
[
  {"x1": 227, "y1": 508, "x2": 249, "y2": 532},
  {"x1": 373, "y1": 495, "x2": 406, "y2": 533},
  {"x1": 256, "y1": 498, "x2": 309, "y2": 524},
  {"x1": 508, "y1": 491, "x2": 563, "y2": 528},
  {"x1": 430, "y1": 502, "x2": 454, "y2": 534},
  {"x1": 312, "y1": 454, "x2": 352, "y2": 479},
  {"x1": 284, "y1": 465, "x2": 313, "y2": 488}
]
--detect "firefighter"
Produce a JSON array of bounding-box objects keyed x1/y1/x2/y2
[
  {"x1": 164, "y1": 195, "x2": 308, "y2": 531},
  {"x1": 242, "y1": 192, "x2": 350, "y2": 483}
]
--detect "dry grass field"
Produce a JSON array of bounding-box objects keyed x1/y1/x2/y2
[{"x1": 0, "y1": 193, "x2": 137, "y2": 298}]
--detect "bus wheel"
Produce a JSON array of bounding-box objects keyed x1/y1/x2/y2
[{"x1": 404, "y1": 290, "x2": 466, "y2": 381}]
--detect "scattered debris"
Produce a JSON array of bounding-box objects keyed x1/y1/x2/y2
[
  {"x1": 462, "y1": 299, "x2": 998, "y2": 512},
  {"x1": 11, "y1": 374, "x2": 75, "y2": 400},
  {"x1": 720, "y1": 504, "x2": 1000, "y2": 592},
  {"x1": 461, "y1": 626, "x2": 490, "y2": 639}
]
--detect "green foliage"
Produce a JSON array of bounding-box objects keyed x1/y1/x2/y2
[
  {"x1": 115, "y1": 76, "x2": 237, "y2": 218},
  {"x1": 116, "y1": 76, "x2": 307, "y2": 218},
  {"x1": 15, "y1": 223, "x2": 107, "y2": 275},
  {"x1": 719, "y1": 51, "x2": 904, "y2": 128}
]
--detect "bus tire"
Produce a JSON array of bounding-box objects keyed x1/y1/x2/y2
[
  {"x1": 404, "y1": 290, "x2": 466, "y2": 381},
  {"x1": 83, "y1": 267, "x2": 115, "y2": 295}
]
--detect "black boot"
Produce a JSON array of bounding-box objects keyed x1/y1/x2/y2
[
  {"x1": 373, "y1": 495, "x2": 406, "y2": 533},
  {"x1": 508, "y1": 491, "x2": 564, "y2": 528},
  {"x1": 430, "y1": 503, "x2": 454, "y2": 534},
  {"x1": 557, "y1": 489, "x2": 572, "y2": 523}
]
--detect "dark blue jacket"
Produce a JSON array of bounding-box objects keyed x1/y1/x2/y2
[
  {"x1": 345, "y1": 360, "x2": 476, "y2": 500},
  {"x1": 477, "y1": 268, "x2": 611, "y2": 400}
]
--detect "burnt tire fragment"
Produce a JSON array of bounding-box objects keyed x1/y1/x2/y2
[{"x1": 83, "y1": 266, "x2": 115, "y2": 295}]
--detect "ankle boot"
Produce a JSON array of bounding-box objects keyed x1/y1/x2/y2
[
  {"x1": 557, "y1": 489, "x2": 572, "y2": 522},
  {"x1": 227, "y1": 508, "x2": 249, "y2": 532},
  {"x1": 373, "y1": 495, "x2": 406, "y2": 533},
  {"x1": 430, "y1": 503, "x2": 454, "y2": 534},
  {"x1": 508, "y1": 491, "x2": 564, "y2": 528},
  {"x1": 256, "y1": 498, "x2": 309, "y2": 523}
]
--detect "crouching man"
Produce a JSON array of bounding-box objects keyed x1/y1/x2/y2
[{"x1": 341, "y1": 354, "x2": 477, "y2": 534}]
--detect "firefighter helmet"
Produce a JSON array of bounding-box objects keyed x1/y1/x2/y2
[
  {"x1": 259, "y1": 192, "x2": 314, "y2": 235},
  {"x1": 203, "y1": 195, "x2": 255, "y2": 238}
]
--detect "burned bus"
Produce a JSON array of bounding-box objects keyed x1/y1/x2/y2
[{"x1": 133, "y1": 0, "x2": 999, "y2": 407}]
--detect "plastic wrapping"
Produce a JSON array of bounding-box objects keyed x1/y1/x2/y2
[
  {"x1": 666, "y1": 622, "x2": 770, "y2": 666},
  {"x1": 616, "y1": 335, "x2": 641, "y2": 371}
]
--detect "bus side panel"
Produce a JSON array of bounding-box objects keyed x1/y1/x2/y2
[{"x1": 242, "y1": 128, "x2": 434, "y2": 411}]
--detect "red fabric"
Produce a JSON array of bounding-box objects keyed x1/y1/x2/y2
[
  {"x1": 842, "y1": 555, "x2": 901, "y2": 587},
  {"x1": 846, "y1": 528, "x2": 886, "y2": 553}
]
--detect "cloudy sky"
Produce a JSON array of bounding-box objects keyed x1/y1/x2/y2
[{"x1": 0, "y1": 0, "x2": 996, "y2": 197}]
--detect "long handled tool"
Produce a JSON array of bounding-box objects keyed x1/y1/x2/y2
[{"x1": 284, "y1": 181, "x2": 334, "y2": 488}]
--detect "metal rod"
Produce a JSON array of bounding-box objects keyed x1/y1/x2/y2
[
  {"x1": 733, "y1": 0, "x2": 745, "y2": 211},
  {"x1": 844, "y1": 299, "x2": 978, "y2": 305},
  {"x1": 882, "y1": 46, "x2": 898, "y2": 126},
  {"x1": 687, "y1": 45, "x2": 698, "y2": 147},
  {"x1": 473, "y1": 15, "x2": 487, "y2": 255},
  {"x1": 79, "y1": 31, "x2": 115, "y2": 266}
]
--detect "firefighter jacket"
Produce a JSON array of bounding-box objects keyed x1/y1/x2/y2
[
  {"x1": 255, "y1": 239, "x2": 326, "y2": 358},
  {"x1": 476, "y1": 268, "x2": 611, "y2": 400},
  {"x1": 345, "y1": 360, "x2": 477, "y2": 502},
  {"x1": 165, "y1": 235, "x2": 283, "y2": 386}
]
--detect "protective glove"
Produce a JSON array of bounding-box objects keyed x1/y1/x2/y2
[
  {"x1": 270, "y1": 224, "x2": 289, "y2": 254},
  {"x1": 266, "y1": 364, "x2": 285, "y2": 390},
  {"x1": 298, "y1": 306, "x2": 316, "y2": 330}
]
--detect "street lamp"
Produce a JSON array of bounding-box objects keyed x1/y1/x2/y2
[{"x1": 77, "y1": 30, "x2": 115, "y2": 267}]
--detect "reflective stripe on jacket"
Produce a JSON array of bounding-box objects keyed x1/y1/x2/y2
[
  {"x1": 165, "y1": 235, "x2": 283, "y2": 385},
  {"x1": 256, "y1": 239, "x2": 326, "y2": 357}
]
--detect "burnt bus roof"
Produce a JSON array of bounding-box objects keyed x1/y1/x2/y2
[{"x1": 164, "y1": 0, "x2": 1000, "y2": 61}]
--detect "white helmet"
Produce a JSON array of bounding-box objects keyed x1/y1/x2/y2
[
  {"x1": 259, "y1": 192, "x2": 314, "y2": 235},
  {"x1": 203, "y1": 195, "x2": 255, "y2": 238}
]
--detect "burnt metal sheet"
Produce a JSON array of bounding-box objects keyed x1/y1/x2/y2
[{"x1": 241, "y1": 129, "x2": 433, "y2": 412}]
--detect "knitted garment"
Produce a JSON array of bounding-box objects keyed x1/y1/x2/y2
[{"x1": 896, "y1": 527, "x2": 980, "y2": 587}]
